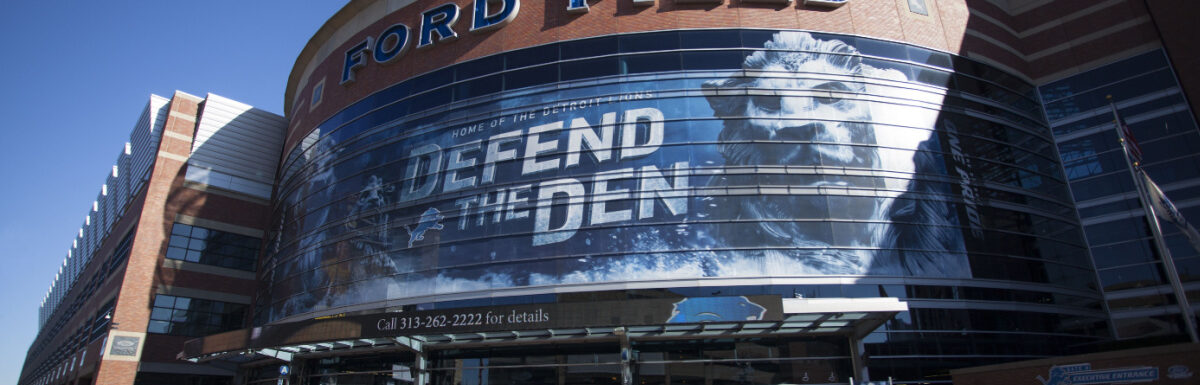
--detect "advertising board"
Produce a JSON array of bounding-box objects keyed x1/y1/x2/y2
[{"x1": 268, "y1": 31, "x2": 1059, "y2": 319}]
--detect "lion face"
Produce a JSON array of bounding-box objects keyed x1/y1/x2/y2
[
  {"x1": 701, "y1": 32, "x2": 889, "y2": 273},
  {"x1": 705, "y1": 32, "x2": 879, "y2": 177},
  {"x1": 732, "y1": 73, "x2": 876, "y2": 172}
]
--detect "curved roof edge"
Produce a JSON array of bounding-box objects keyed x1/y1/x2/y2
[{"x1": 285, "y1": 0, "x2": 388, "y2": 117}]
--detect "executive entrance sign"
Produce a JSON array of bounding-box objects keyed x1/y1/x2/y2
[{"x1": 1038, "y1": 363, "x2": 1159, "y2": 385}]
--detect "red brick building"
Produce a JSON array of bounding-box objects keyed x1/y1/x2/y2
[{"x1": 20, "y1": 92, "x2": 285, "y2": 385}]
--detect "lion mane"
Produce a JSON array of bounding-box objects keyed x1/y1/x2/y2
[{"x1": 701, "y1": 31, "x2": 965, "y2": 276}]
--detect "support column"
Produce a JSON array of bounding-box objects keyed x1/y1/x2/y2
[
  {"x1": 849, "y1": 336, "x2": 867, "y2": 384},
  {"x1": 94, "y1": 91, "x2": 203, "y2": 385},
  {"x1": 616, "y1": 327, "x2": 632, "y2": 385},
  {"x1": 395, "y1": 336, "x2": 427, "y2": 385},
  {"x1": 415, "y1": 350, "x2": 428, "y2": 385}
]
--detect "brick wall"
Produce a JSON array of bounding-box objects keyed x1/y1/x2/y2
[
  {"x1": 92, "y1": 92, "x2": 203, "y2": 384},
  {"x1": 284, "y1": 0, "x2": 960, "y2": 155}
]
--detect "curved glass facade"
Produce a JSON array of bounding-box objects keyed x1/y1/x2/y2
[{"x1": 264, "y1": 29, "x2": 1107, "y2": 381}]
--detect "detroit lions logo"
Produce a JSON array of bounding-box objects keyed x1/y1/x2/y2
[
  {"x1": 667, "y1": 296, "x2": 767, "y2": 323},
  {"x1": 404, "y1": 207, "x2": 445, "y2": 248}
]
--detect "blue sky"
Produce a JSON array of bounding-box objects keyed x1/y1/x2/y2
[{"x1": 0, "y1": 2, "x2": 347, "y2": 382}]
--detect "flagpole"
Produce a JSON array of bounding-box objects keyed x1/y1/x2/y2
[{"x1": 1108, "y1": 95, "x2": 1199, "y2": 342}]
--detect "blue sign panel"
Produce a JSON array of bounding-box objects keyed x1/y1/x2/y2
[
  {"x1": 1068, "y1": 367, "x2": 1158, "y2": 385},
  {"x1": 1038, "y1": 364, "x2": 1160, "y2": 385}
]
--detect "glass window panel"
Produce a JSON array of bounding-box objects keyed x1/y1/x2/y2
[
  {"x1": 561, "y1": 36, "x2": 616, "y2": 60},
  {"x1": 1143, "y1": 155, "x2": 1200, "y2": 184},
  {"x1": 855, "y1": 37, "x2": 907, "y2": 60},
  {"x1": 908, "y1": 46, "x2": 952, "y2": 69},
  {"x1": 561, "y1": 56, "x2": 618, "y2": 81},
  {"x1": 504, "y1": 65, "x2": 557, "y2": 90},
  {"x1": 619, "y1": 31, "x2": 679, "y2": 52},
  {"x1": 1080, "y1": 196, "x2": 1142, "y2": 217},
  {"x1": 1040, "y1": 51, "x2": 1167, "y2": 102},
  {"x1": 1115, "y1": 314, "x2": 1182, "y2": 339},
  {"x1": 171, "y1": 224, "x2": 191, "y2": 236},
  {"x1": 914, "y1": 67, "x2": 952, "y2": 88},
  {"x1": 454, "y1": 74, "x2": 503, "y2": 100},
  {"x1": 165, "y1": 247, "x2": 187, "y2": 260},
  {"x1": 1071, "y1": 172, "x2": 1135, "y2": 202},
  {"x1": 1085, "y1": 217, "x2": 1152, "y2": 246},
  {"x1": 1174, "y1": 256, "x2": 1200, "y2": 282},
  {"x1": 740, "y1": 30, "x2": 776, "y2": 48},
  {"x1": 168, "y1": 235, "x2": 189, "y2": 248},
  {"x1": 409, "y1": 67, "x2": 454, "y2": 92},
  {"x1": 153, "y1": 295, "x2": 175, "y2": 308},
  {"x1": 1091, "y1": 239, "x2": 1157, "y2": 269},
  {"x1": 1098, "y1": 262, "x2": 1166, "y2": 291},
  {"x1": 1044, "y1": 70, "x2": 1178, "y2": 120},
  {"x1": 147, "y1": 320, "x2": 169, "y2": 334},
  {"x1": 408, "y1": 87, "x2": 451, "y2": 112},
  {"x1": 505, "y1": 44, "x2": 558, "y2": 69},
  {"x1": 150, "y1": 308, "x2": 172, "y2": 321},
  {"x1": 456, "y1": 54, "x2": 504, "y2": 80},
  {"x1": 1140, "y1": 133, "x2": 1200, "y2": 161},
  {"x1": 680, "y1": 30, "x2": 740, "y2": 49},
  {"x1": 681, "y1": 50, "x2": 745, "y2": 70},
  {"x1": 621, "y1": 52, "x2": 681, "y2": 74}
]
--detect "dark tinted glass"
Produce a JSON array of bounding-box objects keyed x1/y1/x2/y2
[
  {"x1": 680, "y1": 30, "x2": 740, "y2": 48},
  {"x1": 456, "y1": 54, "x2": 505, "y2": 80},
  {"x1": 1084, "y1": 217, "x2": 1151, "y2": 245},
  {"x1": 740, "y1": 30, "x2": 775, "y2": 48},
  {"x1": 409, "y1": 67, "x2": 454, "y2": 92},
  {"x1": 1091, "y1": 239, "x2": 1158, "y2": 268},
  {"x1": 619, "y1": 31, "x2": 680, "y2": 52},
  {"x1": 409, "y1": 87, "x2": 451, "y2": 112},
  {"x1": 621, "y1": 52, "x2": 682, "y2": 74},
  {"x1": 561, "y1": 56, "x2": 619, "y2": 80},
  {"x1": 454, "y1": 74, "x2": 503, "y2": 100},
  {"x1": 682, "y1": 50, "x2": 745, "y2": 70},
  {"x1": 505, "y1": 44, "x2": 559, "y2": 69},
  {"x1": 561, "y1": 36, "x2": 617, "y2": 60},
  {"x1": 856, "y1": 37, "x2": 907, "y2": 60},
  {"x1": 1041, "y1": 51, "x2": 1167, "y2": 102},
  {"x1": 1098, "y1": 262, "x2": 1166, "y2": 291},
  {"x1": 165, "y1": 223, "x2": 259, "y2": 271},
  {"x1": 504, "y1": 64, "x2": 558, "y2": 89}
]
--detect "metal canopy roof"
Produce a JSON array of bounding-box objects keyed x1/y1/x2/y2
[{"x1": 185, "y1": 297, "x2": 907, "y2": 363}]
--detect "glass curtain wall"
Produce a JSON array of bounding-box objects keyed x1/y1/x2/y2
[
  {"x1": 1041, "y1": 50, "x2": 1200, "y2": 340},
  {"x1": 264, "y1": 29, "x2": 1107, "y2": 383}
]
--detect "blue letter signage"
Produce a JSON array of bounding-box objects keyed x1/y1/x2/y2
[
  {"x1": 473, "y1": 0, "x2": 521, "y2": 32},
  {"x1": 373, "y1": 23, "x2": 412, "y2": 64},
  {"x1": 419, "y1": 3, "x2": 461, "y2": 48}
]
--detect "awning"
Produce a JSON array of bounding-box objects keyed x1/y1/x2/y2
[{"x1": 182, "y1": 296, "x2": 907, "y2": 363}]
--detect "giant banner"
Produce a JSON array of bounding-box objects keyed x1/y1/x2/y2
[{"x1": 269, "y1": 32, "x2": 1017, "y2": 319}]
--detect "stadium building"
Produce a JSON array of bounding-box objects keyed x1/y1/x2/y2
[
  {"x1": 19, "y1": 92, "x2": 287, "y2": 385},
  {"x1": 20, "y1": 1, "x2": 1200, "y2": 384}
]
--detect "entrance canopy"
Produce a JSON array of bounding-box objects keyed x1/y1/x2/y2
[{"x1": 182, "y1": 297, "x2": 906, "y2": 363}]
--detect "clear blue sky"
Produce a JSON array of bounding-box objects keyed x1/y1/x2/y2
[{"x1": 0, "y1": 2, "x2": 348, "y2": 383}]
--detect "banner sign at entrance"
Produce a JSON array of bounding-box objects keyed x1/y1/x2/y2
[
  {"x1": 1037, "y1": 363, "x2": 1160, "y2": 385},
  {"x1": 248, "y1": 296, "x2": 782, "y2": 349}
]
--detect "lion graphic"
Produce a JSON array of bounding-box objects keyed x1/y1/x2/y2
[{"x1": 703, "y1": 31, "x2": 966, "y2": 276}]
